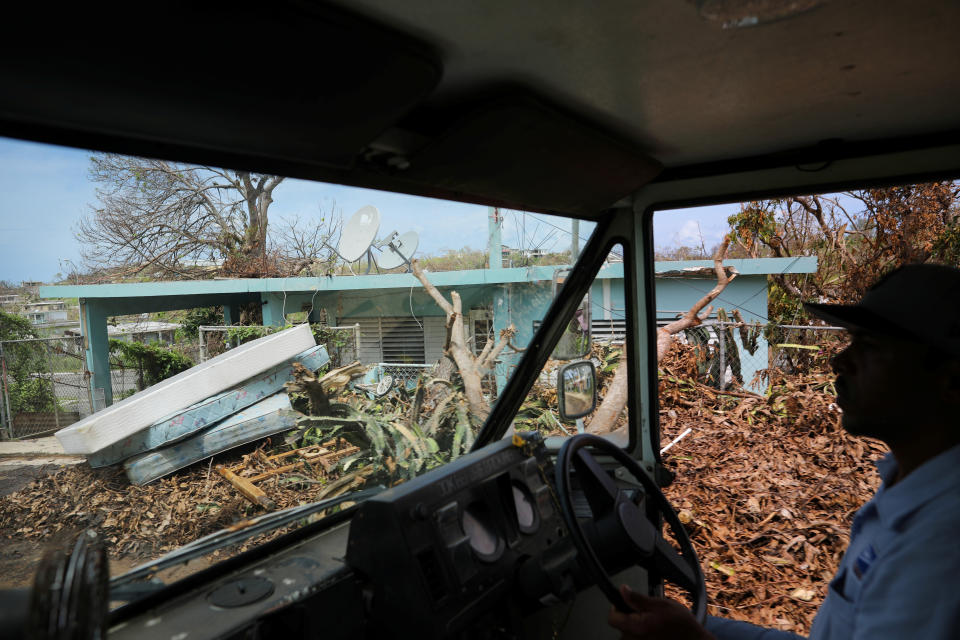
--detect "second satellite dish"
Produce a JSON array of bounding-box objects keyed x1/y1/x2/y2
[
  {"x1": 377, "y1": 230, "x2": 420, "y2": 270},
  {"x1": 338, "y1": 205, "x2": 381, "y2": 262}
]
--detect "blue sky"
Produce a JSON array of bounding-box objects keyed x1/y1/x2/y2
[{"x1": 0, "y1": 136, "x2": 737, "y2": 283}]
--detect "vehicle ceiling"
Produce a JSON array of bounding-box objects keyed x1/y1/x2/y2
[{"x1": 1, "y1": 1, "x2": 959, "y2": 216}]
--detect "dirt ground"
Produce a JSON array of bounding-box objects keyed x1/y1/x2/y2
[{"x1": 0, "y1": 458, "x2": 84, "y2": 588}]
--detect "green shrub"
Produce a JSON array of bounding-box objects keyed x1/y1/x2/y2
[
  {"x1": 109, "y1": 340, "x2": 194, "y2": 390},
  {"x1": 8, "y1": 377, "x2": 61, "y2": 413}
]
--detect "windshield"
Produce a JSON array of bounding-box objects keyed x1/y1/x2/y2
[{"x1": 0, "y1": 138, "x2": 606, "y2": 604}]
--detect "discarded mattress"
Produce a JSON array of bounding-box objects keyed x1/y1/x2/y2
[
  {"x1": 55, "y1": 324, "x2": 315, "y2": 455},
  {"x1": 86, "y1": 344, "x2": 329, "y2": 467},
  {"x1": 124, "y1": 392, "x2": 296, "y2": 485}
]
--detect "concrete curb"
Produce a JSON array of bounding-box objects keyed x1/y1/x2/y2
[{"x1": 0, "y1": 436, "x2": 70, "y2": 457}]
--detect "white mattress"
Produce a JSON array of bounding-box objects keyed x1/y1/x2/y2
[{"x1": 55, "y1": 323, "x2": 315, "y2": 454}]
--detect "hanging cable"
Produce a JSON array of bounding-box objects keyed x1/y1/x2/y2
[{"x1": 409, "y1": 285, "x2": 423, "y2": 331}]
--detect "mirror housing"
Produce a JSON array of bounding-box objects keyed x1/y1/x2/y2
[{"x1": 557, "y1": 360, "x2": 597, "y2": 421}]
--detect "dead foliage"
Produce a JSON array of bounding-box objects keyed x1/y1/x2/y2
[
  {"x1": 658, "y1": 341, "x2": 885, "y2": 634},
  {"x1": 0, "y1": 338, "x2": 879, "y2": 636},
  {"x1": 0, "y1": 437, "x2": 368, "y2": 559}
]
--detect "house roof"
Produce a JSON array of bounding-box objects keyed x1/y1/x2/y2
[{"x1": 39, "y1": 257, "x2": 816, "y2": 301}]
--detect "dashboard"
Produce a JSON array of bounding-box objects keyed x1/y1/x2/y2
[
  {"x1": 108, "y1": 433, "x2": 610, "y2": 640},
  {"x1": 347, "y1": 434, "x2": 579, "y2": 637}
]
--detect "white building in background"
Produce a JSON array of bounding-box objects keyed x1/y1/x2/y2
[
  {"x1": 21, "y1": 301, "x2": 70, "y2": 325},
  {"x1": 65, "y1": 321, "x2": 181, "y2": 345}
]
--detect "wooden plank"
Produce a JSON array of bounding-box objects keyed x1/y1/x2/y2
[
  {"x1": 124, "y1": 392, "x2": 296, "y2": 485},
  {"x1": 217, "y1": 441, "x2": 361, "y2": 507},
  {"x1": 85, "y1": 345, "x2": 329, "y2": 467},
  {"x1": 56, "y1": 324, "x2": 315, "y2": 454},
  {"x1": 217, "y1": 466, "x2": 277, "y2": 510}
]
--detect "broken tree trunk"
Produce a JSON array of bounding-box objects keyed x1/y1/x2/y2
[
  {"x1": 411, "y1": 259, "x2": 516, "y2": 421},
  {"x1": 587, "y1": 237, "x2": 737, "y2": 435},
  {"x1": 285, "y1": 361, "x2": 365, "y2": 415}
]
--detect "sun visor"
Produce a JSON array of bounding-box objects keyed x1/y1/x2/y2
[
  {"x1": 396, "y1": 96, "x2": 661, "y2": 216},
  {"x1": 0, "y1": 2, "x2": 441, "y2": 169}
]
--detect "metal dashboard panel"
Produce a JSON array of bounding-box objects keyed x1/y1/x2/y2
[
  {"x1": 346, "y1": 436, "x2": 570, "y2": 637},
  {"x1": 110, "y1": 523, "x2": 359, "y2": 640}
]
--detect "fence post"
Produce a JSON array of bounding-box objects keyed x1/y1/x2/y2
[
  {"x1": 354, "y1": 323, "x2": 361, "y2": 361},
  {"x1": 717, "y1": 321, "x2": 726, "y2": 390},
  {"x1": 45, "y1": 340, "x2": 60, "y2": 431},
  {"x1": 0, "y1": 342, "x2": 10, "y2": 439}
]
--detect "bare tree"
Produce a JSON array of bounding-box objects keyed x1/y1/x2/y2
[
  {"x1": 410, "y1": 259, "x2": 516, "y2": 420},
  {"x1": 77, "y1": 154, "x2": 284, "y2": 278},
  {"x1": 273, "y1": 208, "x2": 343, "y2": 276},
  {"x1": 728, "y1": 183, "x2": 960, "y2": 310}
]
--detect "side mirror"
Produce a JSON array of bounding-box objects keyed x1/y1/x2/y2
[{"x1": 557, "y1": 360, "x2": 597, "y2": 421}]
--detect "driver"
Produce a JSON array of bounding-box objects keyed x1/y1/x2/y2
[{"x1": 609, "y1": 263, "x2": 960, "y2": 639}]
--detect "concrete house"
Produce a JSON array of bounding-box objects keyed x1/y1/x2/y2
[
  {"x1": 40, "y1": 252, "x2": 814, "y2": 407},
  {"x1": 21, "y1": 301, "x2": 70, "y2": 326}
]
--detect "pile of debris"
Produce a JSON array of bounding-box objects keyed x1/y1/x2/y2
[
  {"x1": 0, "y1": 330, "x2": 877, "y2": 636},
  {"x1": 657, "y1": 341, "x2": 884, "y2": 634},
  {"x1": 0, "y1": 437, "x2": 369, "y2": 557}
]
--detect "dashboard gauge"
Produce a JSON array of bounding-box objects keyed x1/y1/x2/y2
[
  {"x1": 512, "y1": 483, "x2": 538, "y2": 533},
  {"x1": 461, "y1": 503, "x2": 502, "y2": 561}
]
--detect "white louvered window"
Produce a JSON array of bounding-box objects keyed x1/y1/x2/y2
[{"x1": 341, "y1": 317, "x2": 426, "y2": 363}]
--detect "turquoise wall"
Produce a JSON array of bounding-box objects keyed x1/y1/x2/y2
[{"x1": 490, "y1": 273, "x2": 772, "y2": 393}]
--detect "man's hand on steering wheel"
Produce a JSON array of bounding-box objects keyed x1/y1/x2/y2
[{"x1": 608, "y1": 584, "x2": 716, "y2": 640}]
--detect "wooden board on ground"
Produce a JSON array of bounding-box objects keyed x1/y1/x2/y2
[
  {"x1": 124, "y1": 392, "x2": 296, "y2": 485},
  {"x1": 216, "y1": 441, "x2": 360, "y2": 509},
  {"x1": 86, "y1": 345, "x2": 330, "y2": 467},
  {"x1": 55, "y1": 324, "x2": 315, "y2": 455}
]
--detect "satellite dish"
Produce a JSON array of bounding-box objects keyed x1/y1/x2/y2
[
  {"x1": 377, "y1": 231, "x2": 419, "y2": 270},
  {"x1": 338, "y1": 205, "x2": 381, "y2": 262}
]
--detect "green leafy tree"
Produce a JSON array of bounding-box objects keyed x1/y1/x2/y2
[{"x1": 1, "y1": 310, "x2": 59, "y2": 414}]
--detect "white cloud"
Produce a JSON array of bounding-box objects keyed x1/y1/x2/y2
[{"x1": 674, "y1": 220, "x2": 704, "y2": 247}]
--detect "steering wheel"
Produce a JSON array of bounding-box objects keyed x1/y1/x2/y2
[
  {"x1": 554, "y1": 434, "x2": 706, "y2": 622},
  {"x1": 29, "y1": 529, "x2": 109, "y2": 640}
]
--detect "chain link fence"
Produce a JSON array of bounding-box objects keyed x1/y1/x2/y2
[
  {"x1": 680, "y1": 322, "x2": 846, "y2": 392},
  {"x1": 0, "y1": 336, "x2": 92, "y2": 439},
  {"x1": 377, "y1": 363, "x2": 433, "y2": 388},
  {"x1": 198, "y1": 324, "x2": 361, "y2": 368}
]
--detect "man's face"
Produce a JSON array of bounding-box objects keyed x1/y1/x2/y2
[{"x1": 831, "y1": 330, "x2": 931, "y2": 443}]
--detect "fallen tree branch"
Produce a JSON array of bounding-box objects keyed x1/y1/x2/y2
[{"x1": 589, "y1": 237, "x2": 738, "y2": 435}]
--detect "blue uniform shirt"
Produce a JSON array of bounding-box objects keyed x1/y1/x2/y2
[{"x1": 707, "y1": 443, "x2": 960, "y2": 640}]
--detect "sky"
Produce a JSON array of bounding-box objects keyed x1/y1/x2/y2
[{"x1": 0, "y1": 136, "x2": 738, "y2": 283}]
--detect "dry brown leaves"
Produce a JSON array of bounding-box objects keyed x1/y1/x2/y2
[
  {"x1": 0, "y1": 438, "x2": 367, "y2": 560},
  {"x1": 658, "y1": 342, "x2": 885, "y2": 634},
  {"x1": 1, "y1": 341, "x2": 880, "y2": 635}
]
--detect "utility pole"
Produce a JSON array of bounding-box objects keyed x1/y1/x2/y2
[
  {"x1": 571, "y1": 219, "x2": 580, "y2": 261},
  {"x1": 488, "y1": 207, "x2": 503, "y2": 270}
]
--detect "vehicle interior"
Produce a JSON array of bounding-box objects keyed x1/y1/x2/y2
[{"x1": 1, "y1": 1, "x2": 959, "y2": 638}]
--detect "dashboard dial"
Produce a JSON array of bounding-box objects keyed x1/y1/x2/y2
[
  {"x1": 512, "y1": 483, "x2": 538, "y2": 532},
  {"x1": 461, "y1": 503, "x2": 501, "y2": 560}
]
